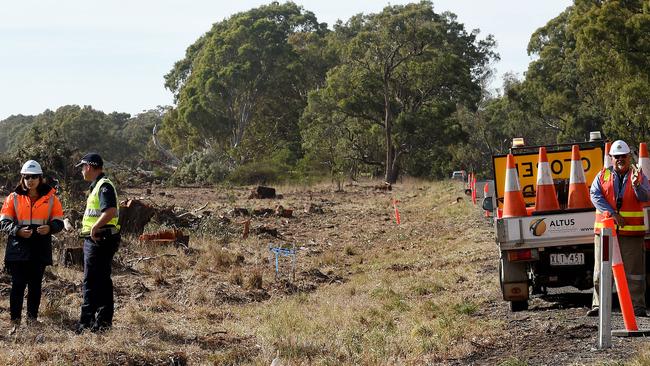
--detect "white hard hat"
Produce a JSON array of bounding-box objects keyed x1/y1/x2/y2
[
  {"x1": 609, "y1": 140, "x2": 631, "y2": 156},
  {"x1": 20, "y1": 160, "x2": 43, "y2": 175}
]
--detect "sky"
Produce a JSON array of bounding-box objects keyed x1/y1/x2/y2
[{"x1": 0, "y1": 0, "x2": 572, "y2": 121}]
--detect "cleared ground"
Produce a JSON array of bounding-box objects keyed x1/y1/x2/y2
[{"x1": 0, "y1": 179, "x2": 647, "y2": 365}]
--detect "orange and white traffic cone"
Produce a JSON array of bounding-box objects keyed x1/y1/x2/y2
[
  {"x1": 503, "y1": 154, "x2": 528, "y2": 217},
  {"x1": 639, "y1": 143, "x2": 650, "y2": 181},
  {"x1": 638, "y1": 143, "x2": 649, "y2": 208},
  {"x1": 601, "y1": 214, "x2": 638, "y2": 332},
  {"x1": 567, "y1": 145, "x2": 593, "y2": 209},
  {"x1": 534, "y1": 147, "x2": 560, "y2": 212},
  {"x1": 604, "y1": 141, "x2": 612, "y2": 170}
]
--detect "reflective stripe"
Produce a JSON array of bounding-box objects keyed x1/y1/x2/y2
[
  {"x1": 0, "y1": 215, "x2": 13, "y2": 221},
  {"x1": 570, "y1": 160, "x2": 586, "y2": 183},
  {"x1": 47, "y1": 196, "x2": 53, "y2": 220},
  {"x1": 594, "y1": 222, "x2": 645, "y2": 231},
  {"x1": 537, "y1": 162, "x2": 554, "y2": 185},
  {"x1": 84, "y1": 208, "x2": 103, "y2": 217},
  {"x1": 17, "y1": 219, "x2": 48, "y2": 225},
  {"x1": 12, "y1": 194, "x2": 17, "y2": 219},
  {"x1": 619, "y1": 225, "x2": 645, "y2": 231},
  {"x1": 504, "y1": 168, "x2": 520, "y2": 192},
  {"x1": 620, "y1": 211, "x2": 645, "y2": 217}
]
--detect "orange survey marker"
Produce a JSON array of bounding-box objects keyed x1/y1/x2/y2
[
  {"x1": 601, "y1": 213, "x2": 638, "y2": 332},
  {"x1": 534, "y1": 147, "x2": 560, "y2": 212},
  {"x1": 392, "y1": 198, "x2": 401, "y2": 225},
  {"x1": 567, "y1": 145, "x2": 593, "y2": 209},
  {"x1": 471, "y1": 174, "x2": 477, "y2": 205},
  {"x1": 502, "y1": 154, "x2": 528, "y2": 218}
]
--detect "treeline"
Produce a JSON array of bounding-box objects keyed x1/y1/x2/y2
[{"x1": 1, "y1": 1, "x2": 648, "y2": 185}]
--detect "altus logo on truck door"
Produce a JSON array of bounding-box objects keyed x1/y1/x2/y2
[
  {"x1": 530, "y1": 217, "x2": 577, "y2": 236},
  {"x1": 530, "y1": 218, "x2": 547, "y2": 236}
]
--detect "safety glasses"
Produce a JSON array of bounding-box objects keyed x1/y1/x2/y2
[
  {"x1": 22, "y1": 174, "x2": 41, "y2": 180},
  {"x1": 612, "y1": 154, "x2": 628, "y2": 160}
]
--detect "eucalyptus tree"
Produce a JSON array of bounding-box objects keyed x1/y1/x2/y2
[
  {"x1": 163, "y1": 2, "x2": 329, "y2": 160},
  {"x1": 570, "y1": 0, "x2": 650, "y2": 143},
  {"x1": 302, "y1": 1, "x2": 496, "y2": 182}
]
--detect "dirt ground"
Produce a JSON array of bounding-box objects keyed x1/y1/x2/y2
[
  {"x1": 118, "y1": 182, "x2": 648, "y2": 365},
  {"x1": 0, "y1": 180, "x2": 647, "y2": 365}
]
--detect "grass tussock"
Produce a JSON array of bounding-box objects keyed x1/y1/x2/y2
[{"x1": 0, "y1": 179, "x2": 507, "y2": 364}]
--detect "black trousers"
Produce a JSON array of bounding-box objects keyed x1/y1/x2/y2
[
  {"x1": 6, "y1": 261, "x2": 46, "y2": 320},
  {"x1": 80, "y1": 237, "x2": 119, "y2": 329}
]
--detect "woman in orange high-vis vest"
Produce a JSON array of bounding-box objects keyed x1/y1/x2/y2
[
  {"x1": 0, "y1": 160, "x2": 64, "y2": 334},
  {"x1": 588, "y1": 140, "x2": 650, "y2": 318}
]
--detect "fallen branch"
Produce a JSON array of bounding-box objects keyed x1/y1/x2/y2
[
  {"x1": 176, "y1": 203, "x2": 209, "y2": 218},
  {"x1": 126, "y1": 253, "x2": 177, "y2": 265}
]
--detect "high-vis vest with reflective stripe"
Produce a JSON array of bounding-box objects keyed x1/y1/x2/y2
[
  {"x1": 0, "y1": 188, "x2": 63, "y2": 226},
  {"x1": 81, "y1": 177, "x2": 120, "y2": 236},
  {"x1": 594, "y1": 168, "x2": 646, "y2": 236}
]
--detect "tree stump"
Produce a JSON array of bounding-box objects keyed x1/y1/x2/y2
[
  {"x1": 248, "y1": 186, "x2": 276, "y2": 199},
  {"x1": 118, "y1": 199, "x2": 155, "y2": 235},
  {"x1": 61, "y1": 247, "x2": 84, "y2": 268}
]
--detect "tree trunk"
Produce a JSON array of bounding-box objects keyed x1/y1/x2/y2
[
  {"x1": 384, "y1": 90, "x2": 397, "y2": 184},
  {"x1": 387, "y1": 157, "x2": 399, "y2": 184}
]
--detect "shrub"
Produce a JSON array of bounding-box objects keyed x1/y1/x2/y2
[{"x1": 227, "y1": 161, "x2": 284, "y2": 185}]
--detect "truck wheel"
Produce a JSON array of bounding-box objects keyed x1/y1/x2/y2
[{"x1": 510, "y1": 300, "x2": 528, "y2": 312}]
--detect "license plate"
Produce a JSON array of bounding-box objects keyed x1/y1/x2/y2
[{"x1": 550, "y1": 253, "x2": 585, "y2": 266}]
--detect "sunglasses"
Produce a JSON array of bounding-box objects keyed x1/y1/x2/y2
[
  {"x1": 612, "y1": 154, "x2": 628, "y2": 160},
  {"x1": 22, "y1": 174, "x2": 41, "y2": 180}
]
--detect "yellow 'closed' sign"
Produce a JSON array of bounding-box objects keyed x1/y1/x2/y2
[{"x1": 493, "y1": 147, "x2": 604, "y2": 207}]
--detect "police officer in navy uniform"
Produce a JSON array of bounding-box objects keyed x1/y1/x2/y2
[{"x1": 75, "y1": 153, "x2": 121, "y2": 333}]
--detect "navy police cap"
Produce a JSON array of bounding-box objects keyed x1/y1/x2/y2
[{"x1": 75, "y1": 153, "x2": 103, "y2": 168}]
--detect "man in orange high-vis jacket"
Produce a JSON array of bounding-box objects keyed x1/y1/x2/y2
[
  {"x1": 0, "y1": 160, "x2": 64, "y2": 334},
  {"x1": 588, "y1": 140, "x2": 650, "y2": 317}
]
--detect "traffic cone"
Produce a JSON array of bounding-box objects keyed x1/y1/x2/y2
[
  {"x1": 639, "y1": 143, "x2": 650, "y2": 181},
  {"x1": 534, "y1": 147, "x2": 560, "y2": 212},
  {"x1": 604, "y1": 141, "x2": 612, "y2": 170},
  {"x1": 567, "y1": 145, "x2": 593, "y2": 209},
  {"x1": 601, "y1": 214, "x2": 638, "y2": 332},
  {"x1": 503, "y1": 154, "x2": 528, "y2": 217}
]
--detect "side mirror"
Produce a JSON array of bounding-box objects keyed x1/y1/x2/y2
[{"x1": 482, "y1": 197, "x2": 494, "y2": 211}]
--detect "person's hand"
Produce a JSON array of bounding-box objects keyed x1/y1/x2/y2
[
  {"x1": 36, "y1": 225, "x2": 50, "y2": 235},
  {"x1": 613, "y1": 213, "x2": 626, "y2": 227},
  {"x1": 632, "y1": 167, "x2": 641, "y2": 187},
  {"x1": 17, "y1": 227, "x2": 32, "y2": 238},
  {"x1": 90, "y1": 225, "x2": 100, "y2": 241}
]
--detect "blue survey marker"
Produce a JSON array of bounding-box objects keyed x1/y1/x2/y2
[{"x1": 269, "y1": 245, "x2": 296, "y2": 280}]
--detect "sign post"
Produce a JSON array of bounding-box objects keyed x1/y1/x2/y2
[{"x1": 598, "y1": 229, "x2": 612, "y2": 349}]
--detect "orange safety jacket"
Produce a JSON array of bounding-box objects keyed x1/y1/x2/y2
[
  {"x1": 0, "y1": 184, "x2": 64, "y2": 264},
  {"x1": 594, "y1": 168, "x2": 645, "y2": 236},
  {"x1": 0, "y1": 188, "x2": 63, "y2": 226}
]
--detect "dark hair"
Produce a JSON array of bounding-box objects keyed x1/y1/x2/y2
[{"x1": 15, "y1": 176, "x2": 44, "y2": 194}]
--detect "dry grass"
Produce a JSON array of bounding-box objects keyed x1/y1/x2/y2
[{"x1": 0, "y1": 179, "x2": 505, "y2": 365}]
